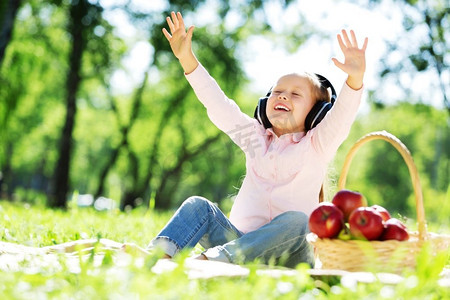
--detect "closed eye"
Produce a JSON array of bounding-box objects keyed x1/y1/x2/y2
[{"x1": 292, "y1": 90, "x2": 304, "y2": 97}]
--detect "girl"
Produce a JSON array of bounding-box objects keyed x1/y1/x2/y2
[
  {"x1": 144, "y1": 12, "x2": 368, "y2": 268},
  {"x1": 10, "y1": 11, "x2": 367, "y2": 267}
]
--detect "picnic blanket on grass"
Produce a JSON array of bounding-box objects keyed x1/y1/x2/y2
[{"x1": 0, "y1": 240, "x2": 448, "y2": 287}]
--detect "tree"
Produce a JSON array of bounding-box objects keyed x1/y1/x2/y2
[
  {"x1": 0, "y1": 0, "x2": 70, "y2": 200},
  {"x1": 0, "y1": 0, "x2": 21, "y2": 136},
  {"x1": 364, "y1": 0, "x2": 449, "y2": 112},
  {"x1": 93, "y1": 68, "x2": 149, "y2": 200},
  {"x1": 2, "y1": 0, "x2": 314, "y2": 210},
  {"x1": 0, "y1": 0, "x2": 21, "y2": 67},
  {"x1": 49, "y1": 0, "x2": 105, "y2": 208},
  {"x1": 85, "y1": 0, "x2": 308, "y2": 210}
]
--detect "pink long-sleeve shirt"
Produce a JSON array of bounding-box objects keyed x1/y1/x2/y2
[{"x1": 185, "y1": 64, "x2": 363, "y2": 233}]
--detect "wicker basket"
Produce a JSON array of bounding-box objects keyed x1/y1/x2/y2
[{"x1": 307, "y1": 131, "x2": 450, "y2": 273}]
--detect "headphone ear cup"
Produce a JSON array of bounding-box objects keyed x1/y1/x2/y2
[
  {"x1": 305, "y1": 101, "x2": 332, "y2": 131},
  {"x1": 254, "y1": 97, "x2": 273, "y2": 129}
]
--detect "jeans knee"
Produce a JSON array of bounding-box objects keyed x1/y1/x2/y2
[
  {"x1": 182, "y1": 196, "x2": 211, "y2": 213},
  {"x1": 275, "y1": 211, "x2": 310, "y2": 233}
]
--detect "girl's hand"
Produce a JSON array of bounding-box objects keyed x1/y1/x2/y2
[
  {"x1": 332, "y1": 30, "x2": 368, "y2": 90},
  {"x1": 162, "y1": 11, "x2": 198, "y2": 73}
]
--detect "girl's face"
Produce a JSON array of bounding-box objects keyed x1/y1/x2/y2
[{"x1": 266, "y1": 74, "x2": 316, "y2": 136}]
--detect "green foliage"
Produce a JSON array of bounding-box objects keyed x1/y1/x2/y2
[
  {"x1": 368, "y1": 0, "x2": 449, "y2": 110},
  {"x1": 0, "y1": 0, "x2": 447, "y2": 217},
  {"x1": 0, "y1": 0, "x2": 316, "y2": 210},
  {"x1": 0, "y1": 1, "x2": 70, "y2": 194}
]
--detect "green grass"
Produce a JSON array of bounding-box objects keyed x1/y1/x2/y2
[{"x1": 0, "y1": 200, "x2": 449, "y2": 299}]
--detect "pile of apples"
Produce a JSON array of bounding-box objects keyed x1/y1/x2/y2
[{"x1": 309, "y1": 190, "x2": 409, "y2": 241}]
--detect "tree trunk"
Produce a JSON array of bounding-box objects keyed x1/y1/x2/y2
[
  {"x1": 120, "y1": 190, "x2": 141, "y2": 211},
  {"x1": 0, "y1": 142, "x2": 13, "y2": 200},
  {"x1": 118, "y1": 85, "x2": 190, "y2": 211},
  {"x1": 0, "y1": 0, "x2": 21, "y2": 67},
  {"x1": 49, "y1": 0, "x2": 88, "y2": 208},
  {"x1": 119, "y1": 149, "x2": 141, "y2": 210},
  {"x1": 94, "y1": 132, "x2": 128, "y2": 198},
  {"x1": 95, "y1": 70, "x2": 149, "y2": 199}
]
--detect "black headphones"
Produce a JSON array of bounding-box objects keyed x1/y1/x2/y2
[{"x1": 253, "y1": 74, "x2": 337, "y2": 131}]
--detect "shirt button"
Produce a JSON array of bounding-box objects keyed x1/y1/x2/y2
[{"x1": 269, "y1": 154, "x2": 274, "y2": 159}]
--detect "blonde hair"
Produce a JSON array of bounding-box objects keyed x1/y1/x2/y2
[{"x1": 301, "y1": 72, "x2": 332, "y2": 104}]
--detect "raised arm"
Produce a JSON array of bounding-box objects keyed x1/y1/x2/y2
[
  {"x1": 311, "y1": 30, "x2": 368, "y2": 162},
  {"x1": 162, "y1": 12, "x2": 257, "y2": 152},
  {"x1": 332, "y1": 30, "x2": 368, "y2": 90},
  {"x1": 162, "y1": 11, "x2": 199, "y2": 74}
]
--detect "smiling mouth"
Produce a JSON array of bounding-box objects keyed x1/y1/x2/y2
[{"x1": 274, "y1": 104, "x2": 290, "y2": 112}]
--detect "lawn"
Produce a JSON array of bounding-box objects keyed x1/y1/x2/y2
[{"x1": 0, "y1": 200, "x2": 449, "y2": 299}]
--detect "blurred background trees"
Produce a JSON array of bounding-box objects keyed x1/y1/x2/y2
[
  {"x1": 0, "y1": 0, "x2": 448, "y2": 224},
  {"x1": 363, "y1": 0, "x2": 449, "y2": 112}
]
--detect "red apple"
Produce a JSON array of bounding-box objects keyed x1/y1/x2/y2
[
  {"x1": 348, "y1": 207, "x2": 384, "y2": 240},
  {"x1": 331, "y1": 189, "x2": 368, "y2": 221},
  {"x1": 308, "y1": 203, "x2": 345, "y2": 239},
  {"x1": 371, "y1": 205, "x2": 391, "y2": 222},
  {"x1": 385, "y1": 218, "x2": 407, "y2": 230},
  {"x1": 380, "y1": 218, "x2": 409, "y2": 241}
]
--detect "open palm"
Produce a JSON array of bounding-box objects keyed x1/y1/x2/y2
[
  {"x1": 332, "y1": 30, "x2": 368, "y2": 79},
  {"x1": 162, "y1": 12, "x2": 194, "y2": 61}
]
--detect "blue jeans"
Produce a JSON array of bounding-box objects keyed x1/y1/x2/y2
[{"x1": 148, "y1": 196, "x2": 314, "y2": 268}]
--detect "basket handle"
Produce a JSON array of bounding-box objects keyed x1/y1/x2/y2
[{"x1": 337, "y1": 131, "x2": 427, "y2": 241}]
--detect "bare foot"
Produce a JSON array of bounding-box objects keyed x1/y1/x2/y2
[
  {"x1": 120, "y1": 243, "x2": 151, "y2": 257},
  {"x1": 44, "y1": 239, "x2": 98, "y2": 254}
]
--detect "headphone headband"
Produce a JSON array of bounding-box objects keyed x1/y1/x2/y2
[{"x1": 315, "y1": 73, "x2": 337, "y2": 104}]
